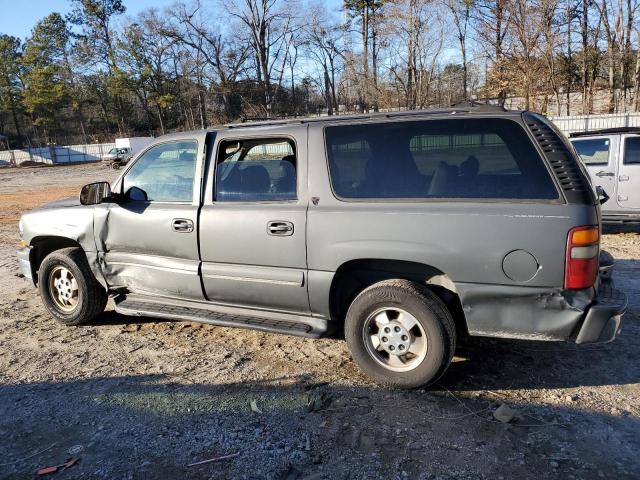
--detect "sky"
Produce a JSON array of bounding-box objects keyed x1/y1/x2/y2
[{"x1": 0, "y1": 0, "x2": 178, "y2": 40}]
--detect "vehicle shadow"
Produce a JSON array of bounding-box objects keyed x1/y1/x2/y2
[
  {"x1": 88, "y1": 304, "x2": 640, "y2": 393},
  {"x1": 0, "y1": 374, "x2": 638, "y2": 479}
]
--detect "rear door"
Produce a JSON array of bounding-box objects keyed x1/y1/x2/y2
[
  {"x1": 198, "y1": 126, "x2": 309, "y2": 313},
  {"x1": 617, "y1": 135, "x2": 640, "y2": 210}
]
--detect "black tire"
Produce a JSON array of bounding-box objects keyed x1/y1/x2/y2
[
  {"x1": 111, "y1": 162, "x2": 120, "y2": 170},
  {"x1": 38, "y1": 247, "x2": 108, "y2": 326},
  {"x1": 344, "y1": 279, "x2": 456, "y2": 389}
]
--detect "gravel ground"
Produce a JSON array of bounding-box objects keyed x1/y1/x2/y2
[{"x1": 0, "y1": 163, "x2": 639, "y2": 480}]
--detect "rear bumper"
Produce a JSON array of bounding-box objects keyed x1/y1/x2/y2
[{"x1": 574, "y1": 281, "x2": 627, "y2": 344}]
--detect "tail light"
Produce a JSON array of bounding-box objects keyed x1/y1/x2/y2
[{"x1": 565, "y1": 226, "x2": 599, "y2": 289}]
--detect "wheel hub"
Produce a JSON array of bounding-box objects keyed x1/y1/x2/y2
[
  {"x1": 48, "y1": 266, "x2": 79, "y2": 312},
  {"x1": 377, "y1": 321, "x2": 411, "y2": 356}
]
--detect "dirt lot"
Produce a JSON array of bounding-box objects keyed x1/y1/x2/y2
[{"x1": 0, "y1": 163, "x2": 639, "y2": 479}]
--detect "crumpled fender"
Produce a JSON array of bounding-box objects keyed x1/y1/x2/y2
[{"x1": 457, "y1": 282, "x2": 593, "y2": 341}]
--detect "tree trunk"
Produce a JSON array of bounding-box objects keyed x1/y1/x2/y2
[
  {"x1": 566, "y1": 0, "x2": 572, "y2": 115},
  {"x1": 362, "y1": 4, "x2": 369, "y2": 111},
  {"x1": 581, "y1": 0, "x2": 589, "y2": 114},
  {"x1": 324, "y1": 68, "x2": 333, "y2": 116}
]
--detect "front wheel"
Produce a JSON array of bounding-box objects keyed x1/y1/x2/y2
[
  {"x1": 344, "y1": 279, "x2": 456, "y2": 388},
  {"x1": 38, "y1": 247, "x2": 108, "y2": 326}
]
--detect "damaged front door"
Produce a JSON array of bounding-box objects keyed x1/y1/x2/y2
[{"x1": 96, "y1": 138, "x2": 205, "y2": 299}]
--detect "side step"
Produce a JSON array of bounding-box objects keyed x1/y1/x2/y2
[{"x1": 113, "y1": 294, "x2": 327, "y2": 338}]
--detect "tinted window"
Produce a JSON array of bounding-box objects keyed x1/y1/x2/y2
[
  {"x1": 325, "y1": 119, "x2": 558, "y2": 200},
  {"x1": 216, "y1": 138, "x2": 297, "y2": 202},
  {"x1": 572, "y1": 138, "x2": 610, "y2": 165},
  {"x1": 122, "y1": 141, "x2": 197, "y2": 202},
  {"x1": 624, "y1": 137, "x2": 640, "y2": 165}
]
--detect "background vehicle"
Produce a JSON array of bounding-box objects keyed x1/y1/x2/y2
[
  {"x1": 102, "y1": 137, "x2": 153, "y2": 169},
  {"x1": 570, "y1": 127, "x2": 640, "y2": 224},
  {"x1": 18, "y1": 106, "x2": 626, "y2": 388},
  {"x1": 102, "y1": 147, "x2": 130, "y2": 169}
]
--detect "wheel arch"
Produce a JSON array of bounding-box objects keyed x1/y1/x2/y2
[
  {"x1": 328, "y1": 258, "x2": 468, "y2": 337},
  {"x1": 28, "y1": 236, "x2": 105, "y2": 289}
]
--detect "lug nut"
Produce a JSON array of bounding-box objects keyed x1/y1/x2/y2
[
  {"x1": 398, "y1": 345, "x2": 405, "y2": 351},
  {"x1": 401, "y1": 335, "x2": 408, "y2": 341},
  {"x1": 381, "y1": 336, "x2": 388, "y2": 343},
  {"x1": 394, "y1": 326, "x2": 401, "y2": 333},
  {"x1": 389, "y1": 345, "x2": 395, "y2": 351},
  {"x1": 384, "y1": 327, "x2": 390, "y2": 333}
]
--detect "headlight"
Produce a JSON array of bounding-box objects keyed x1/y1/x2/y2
[{"x1": 18, "y1": 218, "x2": 24, "y2": 239}]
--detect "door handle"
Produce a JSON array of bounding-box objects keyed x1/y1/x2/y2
[
  {"x1": 595, "y1": 171, "x2": 615, "y2": 177},
  {"x1": 267, "y1": 221, "x2": 294, "y2": 236},
  {"x1": 619, "y1": 175, "x2": 630, "y2": 181},
  {"x1": 172, "y1": 218, "x2": 194, "y2": 233}
]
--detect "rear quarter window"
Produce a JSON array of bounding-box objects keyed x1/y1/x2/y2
[{"x1": 325, "y1": 118, "x2": 559, "y2": 201}]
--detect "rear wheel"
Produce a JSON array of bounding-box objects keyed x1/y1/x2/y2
[
  {"x1": 344, "y1": 279, "x2": 456, "y2": 388},
  {"x1": 38, "y1": 247, "x2": 107, "y2": 326}
]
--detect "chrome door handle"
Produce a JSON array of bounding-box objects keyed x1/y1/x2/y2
[
  {"x1": 172, "y1": 218, "x2": 194, "y2": 233},
  {"x1": 267, "y1": 221, "x2": 294, "y2": 236},
  {"x1": 595, "y1": 171, "x2": 615, "y2": 177}
]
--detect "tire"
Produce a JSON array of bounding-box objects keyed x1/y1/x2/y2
[
  {"x1": 37, "y1": 247, "x2": 108, "y2": 326},
  {"x1": 344, "y1": 279, "x2": 456, "y2": 389},
  {"x1": 111, "y1": 162, "x2": 120, "y2": 170}
]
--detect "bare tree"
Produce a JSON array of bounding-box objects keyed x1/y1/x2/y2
[
  {"x1": 444, "y1": 0, "x2": 472, "y2": 100},
  {"x1": 225, "y1": 0, "x2": 300, "y2": 114},
  {"x1": 303, "y1": 5, "x2": 345, "y2": 115}
]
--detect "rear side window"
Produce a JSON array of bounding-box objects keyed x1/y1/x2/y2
[
  {"x1": 624, "y1": 137, "x2": 640, "y2": 165},
  {"x1": 572, "y1": 138, "x2": 610, "y2": 165},
  {"x1": 325, "y1": 118, "x2": 559, "y2": 200},
  {"x1": 215, "y1": 138, "x2": 297, "y2": 202}
]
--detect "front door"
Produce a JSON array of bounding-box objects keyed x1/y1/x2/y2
[
  {"x1": 97, "y1": 136, "x2": 206, "y2": 299},
  {"x1": 199, "y1": 127, "x2": 309, "y2": 314},
  {"x1": 571, "y1": 135, "x2": 618, "y2": 205},
  {"x1": 617, "y1": 135, "x2": 640, "y2": 210}
]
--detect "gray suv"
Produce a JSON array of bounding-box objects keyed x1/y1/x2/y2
[{"x1": 17, "y1": 106, "x2": 627, "y2": 388}]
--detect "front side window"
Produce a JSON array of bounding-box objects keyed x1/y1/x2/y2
[
  {"x1": 572, "y1": 138, "x2": 610, "y2": 166},
  {"x1": 122, "y1": 140, "x2": 197, "y2": 202},
  {"x1": 215, "y1": 138, "x2": 297, "y2": 202},
  {"x1": 325, "y1": 118, "x2": 559, "y2": 200},
  {"x1": 624, "y1": 137, "x2": 640, "y2": 165}
]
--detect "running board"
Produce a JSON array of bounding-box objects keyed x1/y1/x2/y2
[{"x1": 113, "y1": 294, "x2": 327, "y2": 338}]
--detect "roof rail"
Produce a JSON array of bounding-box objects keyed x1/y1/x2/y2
[
  {"x1": 224, "y1": 104, "x2": 512, "y2": 129},
  {"x1": 569, "y1": 127, "x2": 640, "y2": 138},
  {"x1": 450, "y1": 100, "x2": 507, "y2": 112}
]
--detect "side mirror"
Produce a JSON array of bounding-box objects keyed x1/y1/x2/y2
[
  {"x1": 125, "y1": 186, "x2": 149, "y2": 202},
  {"x1": 80, "y1": 182, "x2": 111, "y2": 205}
]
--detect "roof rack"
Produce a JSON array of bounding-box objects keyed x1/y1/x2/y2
[
  {"x1": 224, "y1": 103, "x2": 512, "y2": 129},
  {"x1": 569, "y1": 127, "x2": 640, "y2": 138}
]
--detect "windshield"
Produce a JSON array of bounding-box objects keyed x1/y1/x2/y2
[{"x1": 108, "y1": 148, "x2": 119, "y2": 154}]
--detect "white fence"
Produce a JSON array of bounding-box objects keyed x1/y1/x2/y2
[
  {"x1": 0, "y1": 143, "x2": 115, "y2": 166},
  {"x1": 549, "y1": 112, "x2": 640, "y2": 135}
]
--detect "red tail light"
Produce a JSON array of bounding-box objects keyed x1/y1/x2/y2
[{"x1": 565, "y1": 226, "x2": 599, "y2": 289}]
